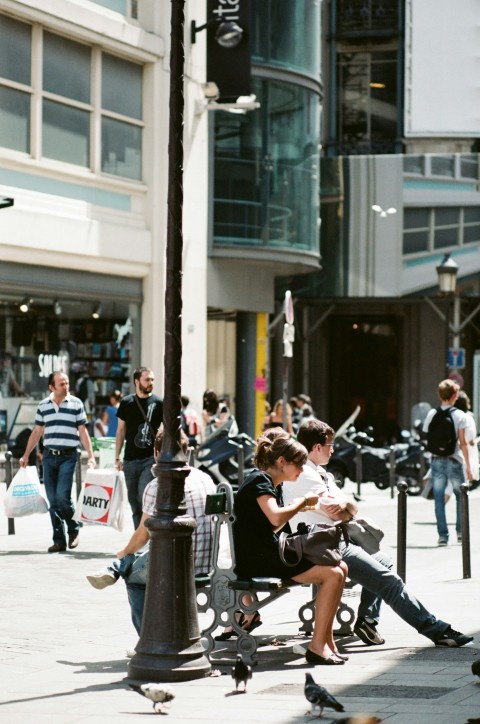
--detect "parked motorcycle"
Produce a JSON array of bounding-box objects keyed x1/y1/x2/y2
[
  {"x1": 194, "y1": 417, "x2": 255, "y2": 488},
  {"x1": 327, "y1": 424, "x2": 426, "y2": 496}
]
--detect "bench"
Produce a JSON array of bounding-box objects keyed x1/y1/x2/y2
[{"x1": 197, "y1": 481, "x2": 356, "y2": 665}]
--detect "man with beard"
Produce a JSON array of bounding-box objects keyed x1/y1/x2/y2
[{"x1": 115, "y1": 367, "x2": 163, "y2": 528}]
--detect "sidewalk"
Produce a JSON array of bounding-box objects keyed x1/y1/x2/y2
[{"x1": 1, "y1": 480, "x2": 479, "y2": 723}]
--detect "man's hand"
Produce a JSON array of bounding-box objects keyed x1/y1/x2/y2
[
  {"x1": 115, "y1": 459, "x2": 123, "y2": 471},
  {"x1": 19, "y1": 456, "x2": 28, "y2": 468},
  {"x1": 87, "y1": 455, "x2": 96, "y2": 469}
]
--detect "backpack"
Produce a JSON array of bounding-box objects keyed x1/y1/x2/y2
[{"x1": 426, "y1": 407, "x2": 457, "y2": 457}]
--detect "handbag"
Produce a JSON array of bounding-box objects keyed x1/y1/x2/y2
[
  {"x1": 3, "y1": 466, "x2": 49, "y2": 517},
  {"x1": 346, "y1": 516, "x2": 384, "y2": 554},
  {"x1": 278, "y1": 521, "x2": 347, "y2": 567}
]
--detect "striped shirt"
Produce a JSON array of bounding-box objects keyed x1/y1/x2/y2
[
  {"x1": 142, "y1": 468, "x2": 215, "y2": 576},
  {"x1": 35, "y1": 393, "x2": 87, "y2": 449}
]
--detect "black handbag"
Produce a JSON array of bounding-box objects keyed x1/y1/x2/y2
[{"x1": 278, "y1": 521, "x2": 347, "y2": 567}]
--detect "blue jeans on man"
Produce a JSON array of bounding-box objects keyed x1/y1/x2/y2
[
  {"x1": 431, "y1": 456, "x2": 465, "y2": 541},
  {"x1": 122, "y1": 457, "x2": 155, "y2": 528},
  {"x1": 111, "y1": 551, "x2": 149, "y2": 634},
  {"x1": 341, "y1": 540, "x2": 449, "y2": 641},
  {"x1": 42, "y1": 449, "x2": 80, "y2": 546}
]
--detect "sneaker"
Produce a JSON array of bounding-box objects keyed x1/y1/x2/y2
[
  {"x1": 354, "y1": 618, "x2": 385, "y2": 646},
  {"x1": 457, "y1": 535, "x2": 462, "y2": 543},
  {"x1": 68, "y1": 533, "x2": 80, "y2": 549},
  {"x1": 435, "y1": 626, "x2": 473, "y2": 648},
  {"x1": 126, "y1": 648, "x2": 136, "y2": 658},
  {"x1": 48, "y1": 543, "x2": 67, "y2": 553},
  {"x1": 437, "y1": 537, "x2": 448, "y2": 546},
  {"x1": 86, "y1": 568, "x2": 117, "y2": 589}
]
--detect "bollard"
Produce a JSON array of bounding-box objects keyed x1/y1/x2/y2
[
  {"x1": 5, "y1": 451, "x2": 15, "y2": 535},
  {"x1": 389, "y1": 446, "x2": 396, "y2": 499},
  {"x1": 237, "y1": 444, "x2": 245, "y2": 487},
  {"x1": 396, "y1": 481, "x2": 408, "y2": 582},
  {"x1": 460, "y1": 484, "x2": 471, "y2": 580},
  {"x1": 355, "y1": 444, "x2": 362, "y2": 497}
]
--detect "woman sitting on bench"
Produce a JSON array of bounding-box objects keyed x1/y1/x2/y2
[{"x1": 233, "y1": 428, "x2": 348, "y2": 666}]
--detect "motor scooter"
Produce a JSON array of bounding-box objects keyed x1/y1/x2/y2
[{"x1": 194, "y1": 417, "x2": 255, "y2": 488}]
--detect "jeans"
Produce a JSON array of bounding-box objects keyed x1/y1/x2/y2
[
  {"x1": 122, "y1": 457, "x2": 155, "y2": 528},
  {"x1": 341, "y1": 540, "x2": 449, "y2": 641},
  {"x1": 42, "y1": 450, "x2": 80, "y2": 546},
  {"x1": 431, "y1": 456, "x2": 465, "y2": 540},
  {"x1": 111, "y1": 551, "x2": 149, "y2": 635}
]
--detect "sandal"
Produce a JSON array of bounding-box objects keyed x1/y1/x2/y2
[
  {"x1": 214, "y1": 613, "x2": 245, "y2": 641},
  {"x1": 241, "y1": 611, "x2": 262, "y2": 633}
]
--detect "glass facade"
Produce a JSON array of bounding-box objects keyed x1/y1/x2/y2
[
  {"x1": 213, "y1": 2, "x2": 322, "y2": 255},
  {"x1": 251, "y1": 0, "x2": 320, "y2": 78},
  {"x1": 214, "y1": 78, "x2": 320, "y2": 252}
]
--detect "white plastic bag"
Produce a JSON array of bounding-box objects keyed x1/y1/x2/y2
[
  {"x1": 4, "y1": 466, "x2": 49, "y2": 517},
  {"x1": 73, "y1": 469, "x2": 127, "y2": 531}
]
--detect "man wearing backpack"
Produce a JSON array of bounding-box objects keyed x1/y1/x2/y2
[{"x1": 423, "y1": 379, "x2": 473, "y2": 546}]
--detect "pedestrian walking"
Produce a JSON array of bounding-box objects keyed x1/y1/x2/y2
[
  {"x1": 19, "y1": 371, "x2": 96, "y2": 552},
  {"x1": 423, "y1": 379, "x2": 473, "y2": 545},
  {"x1": 114, "y1": 367, "x2": 163, "y2": 528}
]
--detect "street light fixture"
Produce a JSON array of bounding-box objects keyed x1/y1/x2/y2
[
  {"x1": 436, "y1": 253, "x2": 459, "y2": 295},
  {"x1": 191, "y1": 18, "x2": 243, "y2": 47}
]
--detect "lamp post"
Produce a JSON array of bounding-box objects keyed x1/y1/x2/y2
[
  {"x1": 436, "y1": 253, "x2": 459, "y2": 375},
  {"x1": 127, "y1": 0, "x2": 211, "y2": 683}
]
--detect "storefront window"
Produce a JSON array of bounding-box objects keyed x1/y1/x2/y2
[
  {"x1": 214, "y1": 78, "x2": 320, "y2": 253},
  {"x1": 0, "y1": 301, "x2": 137, "y2": 445},
  {"x1": 251, "y1": 0, "x2": 321, "y2": 79}
]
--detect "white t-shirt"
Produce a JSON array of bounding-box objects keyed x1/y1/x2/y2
[{"x1": 282, "y1": 459, "x2": 346, "y2": 528}]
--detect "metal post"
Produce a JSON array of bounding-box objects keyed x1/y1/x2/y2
[
  {"x1": 5, "y1": 451, "x2": 15, "y2": 535},
  {"x1": 127, "y1": 0, "x2": 210, "y2": 683},
  {"x1": 355, "y1": 444, "x2": 362, "y2": 497},
  {"x1": 237, "y1": 444, "x2": 245, "y2": 487},
  {"x1": 396, "y1": 481, "x2": 408, "y2": 582},
  {"x1": 460, "y1": 484, "x2": 471, "y2": 579},
  {"x1": 389, "y1": 446, "x2": 396, "y2": 500}
]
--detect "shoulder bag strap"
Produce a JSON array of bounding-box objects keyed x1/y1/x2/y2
[{"x1": 134, "y1": 395, "x2": 157, "y2": 441}]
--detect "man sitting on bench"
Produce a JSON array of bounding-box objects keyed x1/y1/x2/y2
[{"x1": 86, "y1": 427, "x2": 215, "y2": 635}]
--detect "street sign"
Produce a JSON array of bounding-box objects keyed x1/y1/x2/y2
[{"x1": 448, "y1": 347, "x2": 465, "y2": 369}]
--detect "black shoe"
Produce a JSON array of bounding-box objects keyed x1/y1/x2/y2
[
  {"x1": 68, "y1": 534, "x2": 80, "y2": 549},
  {"x1": 354, "y1": 618, "x2": 385, "y2": 646},
  {"x1": 332, "y1": 651, "x2": 349, "y2": 662},
  {"x1": 435, "y1": 626, "x2": 473, "y2": 648},
  {"x1": 48, "y1": 544, "x2": 67, "y2": 553},
  {"x1": 305, "y1": 649, "x2": 345, "y2": 665}
]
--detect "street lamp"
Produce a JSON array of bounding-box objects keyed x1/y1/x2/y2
[
  {"x1": 436, "y1": 253, "x2": 459, "y2": 295},
  {"x1": 127, "y1": 0, "x2": 211, "y2": 683}
]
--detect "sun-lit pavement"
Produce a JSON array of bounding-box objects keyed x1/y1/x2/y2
[{"x1": 1, "y1": 479, "x2": 479, "y2": 723}]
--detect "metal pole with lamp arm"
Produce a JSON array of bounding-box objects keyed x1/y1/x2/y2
[
  {"x1": 127, "y1": 0, "x2": 211, "y2": 683},
  {"x1": 282, "y1": 291, "x2": 295, "y2": 429}
]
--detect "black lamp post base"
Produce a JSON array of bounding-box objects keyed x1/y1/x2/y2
[{"x1": 127, "y1": 647, "x2": 211, "y2": 683}]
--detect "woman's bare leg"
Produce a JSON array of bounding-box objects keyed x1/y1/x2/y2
[{"x1": 294, "y1": 565, "x2": 345, "y2": 658}]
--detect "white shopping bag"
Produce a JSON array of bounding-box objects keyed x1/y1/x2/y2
[
  {"x1": 4, "y1": 466, "x2": 49, "y2": 517},
  {"x1": 73, "y1": 469, "x2": 127, "y2": 531}
]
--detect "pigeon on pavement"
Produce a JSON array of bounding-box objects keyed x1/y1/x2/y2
[
  {"x1": 304, "y1": 673, "x2": 344, "y2": 717},
  {"x1": 129, "y1": 683, "x2": 175, "y2": 714},
  {"x1": 232, "y1": 655, "x2": 252, "y2": 692},
  {"x1": 471, "y1": 659, "x2": 480, "y2": 678}
]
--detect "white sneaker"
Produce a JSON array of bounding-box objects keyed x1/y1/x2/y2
[
  {"x1": 86, "y1": 568, "x2": 117, "y2": 589},
  {"x1": 126, "y1": 648, "x2": 136, "y2": 658}
]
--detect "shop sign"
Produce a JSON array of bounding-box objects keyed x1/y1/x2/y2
[{"x1": 38, "y1": 352, "x2": 69, "y2": 378}]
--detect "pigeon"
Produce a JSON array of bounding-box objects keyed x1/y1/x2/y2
[
  {"x1": 304, "y1": 673, "x2": 344, "y2": 718},
  {"x1": 129, "y1": 683, "x2": 175, "y2": 714},
  {"x1": 472, "y1": 659, "x2": 480, "y2": 677},
  {"x1": 231, "y1": 654, "x2": 252, "y2": 692}
]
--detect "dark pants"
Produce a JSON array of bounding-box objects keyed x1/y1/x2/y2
[
  {"x1": 43, "y1": 450, "x2": 80, "y2": 546},
  {"x1": 122, "y1": 457, "x2": 155, "y2": 528}
]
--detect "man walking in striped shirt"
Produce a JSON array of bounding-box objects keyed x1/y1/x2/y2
[{"x1": 20, "y1": 371, "x2": 96, "y2": 552}]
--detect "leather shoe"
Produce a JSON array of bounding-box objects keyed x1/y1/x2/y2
[
  {"x1": 305, "y1": 649, "x2": 345, "y2": 665},
  {"x1": 48, "y1": 544, "x2": 67, "y2": 553},
  {"x1": 68, "y1": 534, "x2": 80, "y2": 549},
  {"x1": 333, "y1": 651, "x2": 349, "y2": 662}
]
